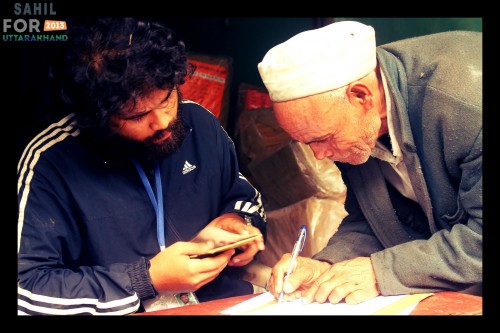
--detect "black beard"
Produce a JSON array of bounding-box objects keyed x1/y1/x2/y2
[{"x1": 105, "y1": 114, "x2": 186, "y2": 165}]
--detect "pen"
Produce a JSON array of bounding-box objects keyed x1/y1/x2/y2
[{"x1": 278, "y1": 225, "x2": 307, "y2": 303}]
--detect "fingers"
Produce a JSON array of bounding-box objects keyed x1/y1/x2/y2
[
  {"x1": 252, "y1": 231, "x2": 266, "y2": 251},
  {"x1": 301, "y1": 265, "x2": 348, "y2": 304},
  {"x1": 209, "y1": 213, "x2": 251, "y2": 234},
  {"x1": 280, "y1": 286, "x2": 303, "y2": 303},
  {"x1": 228, "y1": 238, "x2": 263, "y2": 266},
  {"x1": 282, "y1": 270, "x2": 303, "y2": 294},
  {"x1": 269, "y1": 255, "x2": 314, "y2": 302},
  {"x1": 323, "y1": 284, "x2": 377, "y2": 304},
  {"x1": 192, "y1": 247, "x2": 234, "y2": 267},
  {"x1": 187, "y1": 248, "x2": 235, "y2": 289},
  {"x1": 230, "y1": 225, "x2": 265, "y2": 251},
  {"x1": 299, "y1": 257, "x2": 380, "y2": 304},
  {"x1": 318, "y1": 281, "x2": 353, "y2": 304},
  {"x1": 187, "y1": 240, "x2": 215, "y2": 258},
  {"x1": 207, "y1": 248, "x2": 235, "y2": 265},
  {"x1": 303, "y1": 277, "x2": 379, "y2": 305},
  {"x1": 270, "y1": 254, "x2": 291, "y2": 296},
  {"x1": 228, "y1": 254, "x2": 252, "y2": 266},
  {"x1": 301, "y1": 279, "x2": 349, "y2": 304},
  {"x1": 343, "y1": 289, "x2": 377, "y2": 305},
  {"x1": 243, "y1": 232, "x2": 265, "y2": 252},
  {"x1": 267, "y1": 270, "x2": 301, "y2": 303},
  {"x1": 301, "y1": 276, "x2": 323, "y2": 304}
]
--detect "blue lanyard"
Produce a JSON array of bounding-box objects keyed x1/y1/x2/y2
[{"x1": 130, "y1": 158, "x2": 165, "y2": 250}]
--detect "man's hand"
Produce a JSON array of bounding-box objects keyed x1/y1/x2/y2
[
  {"x1": 149, "y1": 240, "x2": 235, "y2": 292},
  {"x1": 268, "y1": 255, "x2": 331, "y2": 302},
  {"x1": 302, "y1": 256, "x2": 380, "y2": 304},
  {"x1": 193, "y1": 213, "x2": 265, "y2": 267}
]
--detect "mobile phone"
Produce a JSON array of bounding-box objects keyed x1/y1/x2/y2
[{"x1": 190, "y1": 234, "x2": 261, "y2": 259}]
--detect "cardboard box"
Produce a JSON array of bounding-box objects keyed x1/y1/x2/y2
[{"x1": 238, "y1": 107, "x2": 291, "y2": 162}]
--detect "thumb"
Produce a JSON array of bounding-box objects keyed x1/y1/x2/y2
[
  {"x1": 189, "y1": 240, "x2": 215, "y2": 258},
  {"x1": 283, "y1": 272, "x2": 302, "y2": 294}
]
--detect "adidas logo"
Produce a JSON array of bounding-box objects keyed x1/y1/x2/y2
[{"x1": 182, "y1": 160, "x2": 197, "y2": 175}]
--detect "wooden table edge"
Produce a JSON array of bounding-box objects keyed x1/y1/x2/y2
[{"x1": 134, "y1": 291, "x2": 482, "y2": 316}]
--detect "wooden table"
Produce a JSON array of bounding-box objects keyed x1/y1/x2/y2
[{"x1": 135, "y1": 291, "x2": 482, "y2": 316}]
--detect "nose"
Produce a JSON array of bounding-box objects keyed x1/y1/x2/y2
[
  {"x1": 149, "y1": 108, "x2": 171, "y2": 131},
  {"x1": 309, "y1": 142, "x2": 332, "y2": 160}
]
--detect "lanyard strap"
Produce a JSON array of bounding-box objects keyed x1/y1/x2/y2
[{"x1": 130, "y1": 158, "x2": 165, "y2": 250}]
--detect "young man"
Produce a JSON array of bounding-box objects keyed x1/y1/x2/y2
[
  {"x1": 17, "y1": 18, "x2": 266, "y2": 315},
  {"x1": 258, "y1": 21, "x2": 481, "y2": 304}
]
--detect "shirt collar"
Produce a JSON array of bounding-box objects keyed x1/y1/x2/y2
[{"x1": 370, "y1": 71, "x2": 403, "y2": 165}]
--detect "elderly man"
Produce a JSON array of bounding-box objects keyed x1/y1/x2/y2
[{"x1": 258, "y1": 21, "x2": 482, "y2": 305}]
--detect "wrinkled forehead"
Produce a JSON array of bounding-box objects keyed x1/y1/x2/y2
[
  {"x1": 272, "y1": 93, "x2": 333, "y2": 121},
  {"x1": 272, "y1": 93, "x2": 342, "y2": 141}
]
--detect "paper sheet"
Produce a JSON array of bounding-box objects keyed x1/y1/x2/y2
[{"x1": 220, "y1": 292, "x2": 433, "y2": 315}]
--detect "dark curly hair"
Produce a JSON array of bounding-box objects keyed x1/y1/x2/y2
[{"x1": 60, "y1": 17, "x2": 195, "y2": 132}]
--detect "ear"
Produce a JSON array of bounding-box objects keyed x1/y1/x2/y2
[{"x1": 346, "y1": 82, "x2": 373, "y2": 110}]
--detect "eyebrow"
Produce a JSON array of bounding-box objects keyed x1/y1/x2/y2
[{"x1": 122, "y1": 91, "x2": 174, "y2": 120}]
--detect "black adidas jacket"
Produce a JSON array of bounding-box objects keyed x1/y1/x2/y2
[{"x1": 17, "y1": 100, "x2": 266, "y2": 315}]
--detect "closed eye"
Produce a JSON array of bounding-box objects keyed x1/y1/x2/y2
[
  {"x1": 306, "y1": 134, "x2": 332, "y2": 145},
  {"x1": 124, "y1": 111, "x2": 149, "y2": 122}
]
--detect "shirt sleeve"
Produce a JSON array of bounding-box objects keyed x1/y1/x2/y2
[
  {"x1": 213, "y1": 118, "x2": 267, "y2": 241},
  {"x1": 17, "y1": 154, "x2": 152, "y2": 315}
]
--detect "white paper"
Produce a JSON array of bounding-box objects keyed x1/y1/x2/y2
[{"x1": 220, "y1": 292, "x2": 432, "y2": 315}]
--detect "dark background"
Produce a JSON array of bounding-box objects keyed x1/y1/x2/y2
[{"x1": 5, "y1": 10, "x2": 482, "y2": 163}]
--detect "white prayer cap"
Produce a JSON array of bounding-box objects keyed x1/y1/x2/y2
[{"x1": 258, "y1": 21, "x2": 377, "y2": 102}]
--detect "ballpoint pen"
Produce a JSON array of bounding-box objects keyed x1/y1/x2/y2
[{"x1": 278, "y1": 225, "x2": 307, "y2": 303}]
